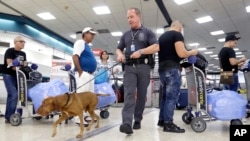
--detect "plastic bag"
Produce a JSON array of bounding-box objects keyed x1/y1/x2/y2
[
  {"x1": 94, "y1": 82, "x2": 116, "y2": 108},
  {"x1": 28, "y1": 79, "x2": 69, "y2": 112},
  {"x1": 207, "y1": 90, "x2": 247, "y2": 120},
  {"x1": 94, "y1": 68, "x2": 108, "y2": 84}
]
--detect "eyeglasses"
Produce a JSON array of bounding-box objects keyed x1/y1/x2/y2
[{"x1": 16, "y1": 40, "x2": 26, "y2": 43}]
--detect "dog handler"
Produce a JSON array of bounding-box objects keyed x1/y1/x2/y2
[{"x1": 116, "y1": 7, "x2": 159, "y2": 134}]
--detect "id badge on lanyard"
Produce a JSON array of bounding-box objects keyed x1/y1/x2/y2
[
  {"x1": 131, "y1": 30, "x2": 139, "y2": 52},
  {"x1": 131, "y1": 44, "x2": 135, "y2": 52}
]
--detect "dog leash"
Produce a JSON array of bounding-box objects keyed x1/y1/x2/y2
[
  {"x1": 75, "y1": 61, "x2": 122, "y2": 91},
  {"x1": 75, "y1": 57, "x2": 147, "y2": 91}
]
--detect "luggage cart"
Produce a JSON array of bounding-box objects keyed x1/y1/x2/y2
[
  {"x1": 242, "y1": 71, "x2": 250, "y2": 118},
  {"x1": 9, "y1": 63, "x2": 44, "y2": 126},
  {"x1": 180, "y1": 60, "x2": 243, "y2": 133}
]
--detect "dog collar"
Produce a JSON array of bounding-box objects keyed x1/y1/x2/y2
[{"x1": 62, "y1": 93, "x2": 70, "y2": 108}]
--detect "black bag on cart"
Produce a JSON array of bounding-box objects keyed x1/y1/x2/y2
[
  {"x1": 20, "y1": 65, "x2": 32, "y2": 79},
  {"x1": 180, "y1": 53, "x2": 208, "y2": 70}
]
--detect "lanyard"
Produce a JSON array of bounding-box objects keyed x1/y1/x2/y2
[{"x1": 131, "y1": 30, "x2": 139, "y2": 44}]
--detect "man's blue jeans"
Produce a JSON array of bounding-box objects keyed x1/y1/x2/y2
[
  {"x1": 2, "y1": 74, "x2": 18, "y2": 121},
  {"x1": 159, "y1": 68, "x2": 181, "y2": 122},
  {"x1": 223, "y1": 73, "x2": 239, "y2": 92}
]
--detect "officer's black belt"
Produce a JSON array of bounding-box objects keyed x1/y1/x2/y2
[{"x1": 125, "y1": 58, "x2": 148, "y2": 65}]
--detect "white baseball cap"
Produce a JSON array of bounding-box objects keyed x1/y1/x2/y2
[{"x1": 82, "y1": 27, "x2": 97, "y2": 34}]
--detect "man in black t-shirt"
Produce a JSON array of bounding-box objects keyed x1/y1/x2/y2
[
  {"x1": 2, "y1": 36, "x2": 27, "y2": 123},
  {"x1": 218, "y1": 34, "x2": 246, "y2": 91},
  {"x1": 157, "y1": 20, "x2": 198, "y2": 133}
]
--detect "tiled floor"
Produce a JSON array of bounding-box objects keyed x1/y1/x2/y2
[{"x1": 1, "y1": 103, "x2": 249, "y2": 141}]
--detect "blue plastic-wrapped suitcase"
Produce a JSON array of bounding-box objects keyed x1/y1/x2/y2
[
  {"x1": 94, "y1": 82, "x2": 116, "y2": 108},
  {"x1": 207, "y1": 90, "x2": 247, "y2": 120},
  {"x1": 28, "y1": 79, "x2": 69, "y2": 112}
]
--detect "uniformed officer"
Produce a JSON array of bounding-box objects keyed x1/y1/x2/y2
[{"x1": 116, "y1": 7, "x2": 159, "y2": 134}]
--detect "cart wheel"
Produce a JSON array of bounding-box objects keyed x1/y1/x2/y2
[
  {"x1": 10, "y1": 113, "x2": 22, "y2": 126},
  {"x1": 33, "y1": 116, "x2": 42, "y2": 120},
  {"x1": 230, "y1": 119, "x2": 243, "y2": 125},
  {"x1": 50, "y1": 115, "x2": 54, "y2": 118},
  {"x1": 191, "y1": 117, "x2": 206, "y2": 133},
  {"x1": 100, "y1": 111, "x2": 109, "y2": 119},
  {"x1": 182, "y1": 112, "x2": 194, "y2": 124}
]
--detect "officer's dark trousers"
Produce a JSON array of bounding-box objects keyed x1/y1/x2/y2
[{"x1": 122, "y1": 64, "x2": 151, "y2": 126}]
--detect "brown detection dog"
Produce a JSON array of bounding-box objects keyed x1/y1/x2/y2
[{"x1": 37, "y1": 91, "x2": 109, "y2": 138}]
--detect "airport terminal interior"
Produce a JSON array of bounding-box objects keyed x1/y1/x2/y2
[{"x1": 1, "y1": 0, "x2": 250, "y2": 141}]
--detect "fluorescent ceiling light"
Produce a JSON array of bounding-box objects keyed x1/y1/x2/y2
[
  {"x1": 156, "y1": 28, "x2": 164, "y2": 34},
  {"x1": 234, "y1": 48, "x2": 239, "y2": 51},
  {"x1": 70, "y1": 34, "x2": 76, "y2": 39},
  {"x1": 208, "y1": 64, "x2": 214, "y2": 66},
  {"x1": 204, "y1": 51, "x2": 213, "y2": 54},
  {"x1": 210, "y1": 55, "x2": 218, "y2": 57},
  {"x1": 236, "y1": 52, "x2": 242, "y2": 55},
  {"x1": 111, "y1": 32, "x2": 122, "y2": 36},
  {"x1": 197, "y1": 48, "x2": 207, "y2": 51},
  {"x1": 195, "y1": 16, "x2": 213, "y2": 24},
  {"x1": 210, "y1": 30, "x2": 224, "y2": 36},
  {"x1": 188, "y1": 43, "x2": 200, "y2": 46},
  {"x1": 174, "y1": 0, "x2": 192, "y2": 5},
  {"x1": 93, "y1": 6, "x2": 111, "y2": 15},
  {"x1": 117, "y1": 41, "x2": 120, "y2": 44},
  {"x1": 37, "y1": 12, "x2": 56, "y2": 20},
  {"x1": 89, "y1": 43, "x2": 93, "y2": 46},
  {"x1": 236, "y1": 55, "x2": 244, "y2": 58},
  {"x1": 246, "y1": 6, "x2": 250, "y2": 13},
  {"x1": 218, "y1": 38, "x2": 225, "y2": 42}
]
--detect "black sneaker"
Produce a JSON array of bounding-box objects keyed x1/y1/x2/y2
[
  {"x1": 163, "y1": 122, "x2": 185, "y2": 133},
  {"x1": 157, "y1": 120, "x2": 164, "y2": 127},
  {"x1": 120, "y1": 124, "x2": 133, "y2": 134},
  {"x1": 133, "y1": 121, "x2": 141, "y2": 129}
]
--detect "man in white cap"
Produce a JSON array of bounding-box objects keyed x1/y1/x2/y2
[{"x1": 72, "y1": 27, "x2": 97, "y2": 125}]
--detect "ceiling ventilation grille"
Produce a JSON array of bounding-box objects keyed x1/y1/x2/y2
[{"x1": 96, "y1": 29, "x2": 110, "y2": 34}]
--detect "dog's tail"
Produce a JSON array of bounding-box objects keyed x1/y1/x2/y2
[{"x1": 95, "y1": 93, "x2": 110, "y2": 97}]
